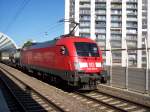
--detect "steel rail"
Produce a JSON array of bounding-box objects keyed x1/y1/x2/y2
[
  {"x1": 0, "y1": 66, "x2": 66, "y2": 112},
  {"x1": 74, "y1": 91, "x2": 125, "y2": 112},
  {"x1": 94, "y1": 90, "x2": 150, "y2": 110},
  {"x1": 0, "y1": 75, "x2": 27, "y2": 112}
]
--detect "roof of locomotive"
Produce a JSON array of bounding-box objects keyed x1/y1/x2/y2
[
  {"x1": 56, "y1": 36, "x2": 95, "y2": 44},
  {"x1": 24, "y1": 39, "x2": 57, "y2": 50},
  {"x1": 24, "y1": 36, "x2": 95, "y2": 50}
]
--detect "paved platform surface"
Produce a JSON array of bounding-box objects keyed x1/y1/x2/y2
[
  {"x1": 0, "y1": 89, "x2": 10, "y2": 112},
  {"x1": 98, "y1": 84, "x2": 150, "y2": 108}
]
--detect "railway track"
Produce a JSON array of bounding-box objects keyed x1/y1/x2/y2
[
  {"x1": 72, "y1": 90, "x2": 150, "y2": 112},
  {"x1": 0, "y1": 76, "x2": 24, "y2": 112},
  {"x1": 0, "y1": 67, "x2": 66, "y2": 112},
  {"x1": 1, "y1": 63, "x2": 150, "y2": 112}
]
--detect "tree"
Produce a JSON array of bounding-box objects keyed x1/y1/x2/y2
[{"x1": 22, "y1": 40, "x2": 33, "y2": 48}]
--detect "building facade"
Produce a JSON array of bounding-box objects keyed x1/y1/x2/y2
[{"x1": 65, "y1": 0, "x2": 150, "y2": 68}]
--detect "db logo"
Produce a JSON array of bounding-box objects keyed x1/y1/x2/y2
[{"x1": 88, "y1": 62, "x2": 95, "y2": 67}]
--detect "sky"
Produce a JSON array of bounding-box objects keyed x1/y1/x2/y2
[{"x1": 0, "y1": 0, "x2": 65, "y2": 47}]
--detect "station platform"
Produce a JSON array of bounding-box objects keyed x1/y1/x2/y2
[{"x1": 0, "y1": 89, "x2": 10, "y2": 112}]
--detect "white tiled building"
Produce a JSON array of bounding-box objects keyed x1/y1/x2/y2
[{"x1": 64, "y1": 0, "x2": 150, "y2": 68}]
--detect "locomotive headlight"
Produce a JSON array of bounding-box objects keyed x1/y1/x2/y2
[
  {"x1": 79, "y1": 62, "x2": 88, "y2": 68},
  {"x1": 74, "y1": 62, "x2": 80, "y2": 70},
  {"x1": 74, "y1": 62, "x2": 88, "y2": 70},
  {"x1": 96, "y1": 62, "x2": 102, "y2": 67}
]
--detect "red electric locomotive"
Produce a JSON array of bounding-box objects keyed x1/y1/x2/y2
[{"x1": 20, "y1": 35, "x2": 108, "y2": 90}]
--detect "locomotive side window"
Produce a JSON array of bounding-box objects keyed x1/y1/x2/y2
[
  {"x1": 60, "y1": 46, "x2": 68, "y2": 56},
  {"x1": 74, "y1": 42, "x2": 99, "y2": 57}
]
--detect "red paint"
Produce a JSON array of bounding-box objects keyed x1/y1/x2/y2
[{"x1": 21, "y1": 36, "x2": 104, "y2": 74}]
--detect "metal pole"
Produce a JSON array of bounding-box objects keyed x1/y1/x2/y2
[
  {"x1": 109, "y1": 40, "x2": 112, "y2": 86},
  {"x1": 145, "y1": 37, "x2": 148, "y2": 93},
  {"x1": 110, "y1": 50, "x2": 112, "y2": 86},
  {"x1": 125, "y1": 39, "x2": 128, "y2": 90}
]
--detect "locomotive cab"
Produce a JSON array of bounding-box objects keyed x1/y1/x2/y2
[
  {"x1": 57, "y1": 37, "x2": 108, "y2": 90},
  {"x1": 73, "y1": 42, "x2": 108, "y2": 89}
]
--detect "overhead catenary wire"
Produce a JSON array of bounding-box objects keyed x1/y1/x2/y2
[
  {"x1": 3, "y1": 0, "x2": 64, "y2": 39},
  {"x1": 22, "y1": 22, "x2": 64, "y2": 47},
  {"x1": 4, "y1": 0, "x2": 31, "y2": 33},
  {"x1": 26, "y1": 21, "x2": 64, "y2": 38},
  {"x1": 41, "y1": 22, "x2": 64, "y2": 38}
]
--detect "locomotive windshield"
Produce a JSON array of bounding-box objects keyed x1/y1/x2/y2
[{"x1": 74, "y1": 42, "x2": 99, "y2": 57}]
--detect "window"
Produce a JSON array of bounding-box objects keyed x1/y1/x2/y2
[
  {"x1": 74, "y1": 42, "x2": 100, "y2": 57},
  {"x1": 60, "y1": 46, "x2": 69, "y2": 56}
]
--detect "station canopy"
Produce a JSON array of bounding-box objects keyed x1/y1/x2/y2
[{"x1": 0, "y1": 32, "x2": 18, "y2": 52}]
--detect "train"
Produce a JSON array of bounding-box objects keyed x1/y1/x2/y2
[{"x1": 8, "y1": 35, "x2": 109, "y2": 90}]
